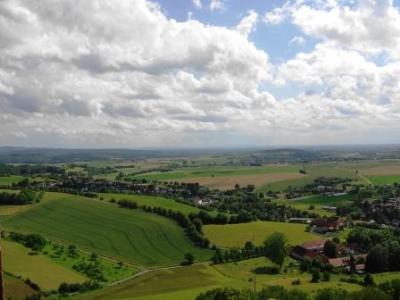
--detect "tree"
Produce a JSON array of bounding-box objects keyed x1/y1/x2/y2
[
  {"x1": 323, "y1": 272, "x2": 331, "y2": 282},
  {"x1": 366, "y1": 245, "x2": 389, "y2": 273},
  {"x1": 311, "y1": 269, "x2": 321, "y2": 283},
  {"x1": 212, "y1": 249, "x2": 224, "y2": 264},
  {"x1": 264, "y1": 233, "x2": 287, "y2": 270},
  {"x1": 182, "y1": 253, "x2": 194, "y2": 265},
  {"x1": 323, "y1": 240, "x2": 338, "y2": 258},
  {"x1": 300, "y1": 257, "x2": 312, "y2": 273},
  {"x1": 364, "y1": 274, "x2": 375, "y2": 286}
]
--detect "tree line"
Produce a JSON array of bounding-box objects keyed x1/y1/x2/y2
[{"x1": 0, "y1": 190, "x2": 44, "y2": 205}]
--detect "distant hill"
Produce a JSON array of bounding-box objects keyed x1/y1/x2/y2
[
  {"x1": 1, "y1": 145, "x2": 400, "y2": 164},
  {"x1": 0, "y1": 147, "x2": 233, "y2": 164}
]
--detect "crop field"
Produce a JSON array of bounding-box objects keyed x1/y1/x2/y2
[
  {"x1": 203, "y1": 221, "x2": 321, "y2": 247},
  {"x1": 2, "y1": 240, "x2": 87, "y2": 291},
  {"x1": 0, "y1": 175, "x2": 24, "y2": 185},
  {"x1": 276, "y1": 194, "x2": 353, "y2": 216},
  {"x1": 77, "y1": 257, "x2": 375, "y2": 300},
  {"x1": 76, "y1": 264, "x2": 224, "y2": 300},
  {"x1": 0, "y1": 204, "x2": 34, "y2": 221},
  {"x1": 367, "y1": 175, "x2": 400, "y2": 185},
  {"x1": 130, "y1": 165, "x2": 304, "y2": 190},
  {"x1": 331, "y1": 160, "x2": 400, "y2": 186},
  {"x1": 99, "y1": 193, "x2": 201, "y2": 215},
  {"x1": 122, "y1": 160, "x2": 400, "y2": 191},
  {"x1": 258, "y1": 163, "x2": 362, "y2": 192},
  {"x1": 4, "y1": 274, "x2": 35, "y2": 300},
  {"x1": 176, "y1": 173, "x2": 305, "y2": 190},
  {"x1": 214, "y1": 257, "x2": 362, "y2": 295},
  {"x1": 3, "y1": 192, "x2": 212, "y2": 267},
  {"x1": 76, "y1": 264, "x2": 231, "y2": 300}
]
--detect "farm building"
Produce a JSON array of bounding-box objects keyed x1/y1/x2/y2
[
  {"x1": 288, "y1": 217, "x2": 312, "y2": 224},
  {"x1": 329, "y1": 256, "x2": 366, "y2": 274},
  {"x1": 311, "y1": 217, "x2": 345, "y2": 233},
  {"x1": 290, "y1": 239, "x2": 327, "y2": 261}
]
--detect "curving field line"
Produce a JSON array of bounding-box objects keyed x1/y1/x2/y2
[{"x1": 3, "y1": 193, "x2": 211, "y2": 267}]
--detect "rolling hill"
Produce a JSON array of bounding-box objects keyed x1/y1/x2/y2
[{"x1": 3, "y1": 192, "x2": 212, "y2": 267}]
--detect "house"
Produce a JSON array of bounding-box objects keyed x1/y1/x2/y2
[
  {"x1": 289, "y1": 217, "x2": 312, "y2": 224},
  {"x1": 311, "y1": 217, "x2": 345, "y2": 233},
  {"x1": 290, "y1": 239, "x2": 327, "y2": 261},
  {"x1": 322, "y1": 206, "x2": 337, "y2": 212},
  {"x1": 329, "y1": 256, "x2": 366, "y2": 274}
]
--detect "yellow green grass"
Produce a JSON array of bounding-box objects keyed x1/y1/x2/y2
[
  {"x1": 0, "y1": 175, "x2": 24, "y2": 186},
  {"x1": 76, "y1": 264, "x2": 231, "y2": 300},
  {"x1": 3, "y1": 192, "x2": 212, "y2": 267},
  {"x1": 129, "y1": 165, "x2": 303, "y2": 190},
  {"x1": 75, "y1": 257, "x2": 370, "y2": 300},
  {"x1": 367, "y1": 175, "x2": 400, "y2": 185},
  {"x1": 2, "y1": 240, "x2": 87, "y2": 291},
  {"x1": 276, "y1": 194, "x2": 353, "y2": 216},
  {"x1": 203, "y1": 221, "x2": 321, "y2": 247},
  {"x1": 43, "y1": 242, "x2": 139, "y2": 282},
  {"x1": 258, "y1": 163, "x2": 362, "y2": 192}
]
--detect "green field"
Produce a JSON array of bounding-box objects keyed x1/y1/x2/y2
[
  {"x1": 203, "y1": 221, "x2": 321, "y2": 247},
  {"x1": 99, "y1": 193, "x2": 201, "y2": 215},
  {"x1": 258, "y1": 164, "x2": 362, "y2": 192},
  {"x1": 76, "y1": 264, "x2": 228, "y2": 300},
  {"x1": 2, "y1": 240, "x2": 87, "y2": 291},
  {"x1": 0, "y1": 175, "x2": 24, "y2": 185},
  {"x1": 75, "y1": 257, "x2": 368, "y2": 300},
  {"x1": 367, "y1": 175, "x2": 400, "y2": 185},
  {"x1": 128, "y1": 165, "x2": 304, "y2": 190},
  {"x1": 42, "y1": 242, "x2": 139, "y2": 282},
  {"x1": 131, "y1": 165, "x2": 301, "y2": 181},
  {"x1": 3, "y1": 192, "x2": 212, "y2": 267},
  {"x1": 124, "y1": 161, "x2": 400, "y2": 192},
  {"x1": 276, "y1": 194, "x2": 353, "y2": 216}
]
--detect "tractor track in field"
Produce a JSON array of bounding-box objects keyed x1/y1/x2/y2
[{"x1": 105, "y1": 262, "x2": 208, "y2": 287}]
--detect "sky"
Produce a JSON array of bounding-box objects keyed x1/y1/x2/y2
[{"x1": 0, "y1": 0, "x2": 400, "y2": 148}]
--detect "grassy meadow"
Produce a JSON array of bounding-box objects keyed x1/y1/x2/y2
[
  {"x1": 276, "y1": 194, "x2": 353, "y2": 216},
  {"x1": 3, "y1": 192, "x2": 212, "y2": 267},
  {"x1": 203, "y1": 221, "x2": 321, "y2": 247},
  {"x1": 75, "y1": 257, "x2": 370, "y2": 300},
  {"x1": 128, "y1": 165, "x2": 303, "y2": 190},
  {"x1": 0, "y1": 175, "x2": 24, "y2": 185},
  {"x1": 76, "y1": 264, "x2": 228, "y2": 300},
  {"x1": 2, "y1": 240, "x2": 87, "y2": 291},
  {"x1": 123, "y1": 161, "x2": 397, "y2": 191}
]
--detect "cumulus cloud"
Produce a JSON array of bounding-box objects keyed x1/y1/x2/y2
[
  {"x1": 1, "y1": 0, "x2": 400, "y2": 147},
  {"x1": 0, "y1": 0, "x2": 273, "y2": 147},
  {"x1": 193, "y1": 0, "x2": 202, "y2": 9},
  {"x1": 289, "y1": 36, "x2": 306, "y2": 47},
  {"x1": 236, "y1": 10, "x2": 258, "y2": 38},
  {"x1": 209, "y1": 0, "x2": 225, "y2": 11}
]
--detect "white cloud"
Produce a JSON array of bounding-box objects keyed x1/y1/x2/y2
[
  {"x1": 263, "y1": 1, "x2": 294, "y2": 25},
  {"x1": 289, "y1": 36, "x2": 306, "y2": 47},
  {"x1": 1, "y1": 0, "x2": 400, "y2": 147},
  {"x1": 274, "y1": 0, "x2": 400, "y2": 58},
  {"x1": 236, "y1": 10, "x2": 258, "y2": 38},
  {"x1": 193, "y1": 0, "x2": 202, "y2": 9},
  {"x1": 210, "y1": 0, "x2": 225, "y2": 11}
]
